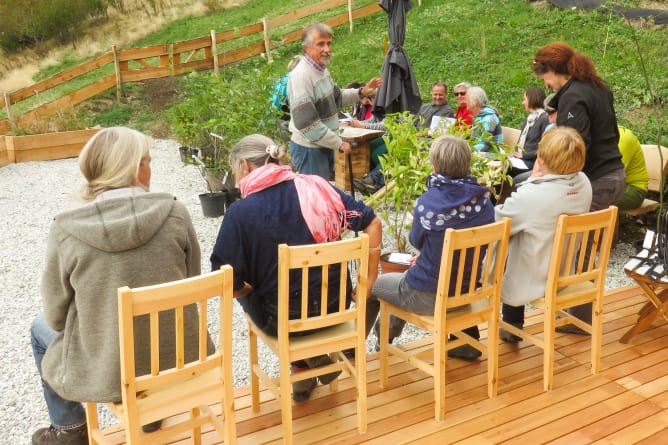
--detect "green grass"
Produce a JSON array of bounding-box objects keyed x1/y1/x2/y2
[{"x1": 8, "y1": 0, "x2": 668, "y2": 144}]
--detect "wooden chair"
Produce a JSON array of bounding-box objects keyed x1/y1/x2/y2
[
  {"x1": 623, "y1": 144, "x2": 668, "y2": 217},
  {"x1": 379, "y1": 218, "x2": 511, "y2": 421},
  {"x1": 86, "y1": 267, "x2": 237, "y2": 445},
  {"x1": 247, "y1": 235, "x2": 369, "y2": 445},
  {"x1": 499, "y1": 206, "x2": 618, "y2": 391},
  {"x1": 501, "y1": 126, "x2": 521, "y2": 150}
]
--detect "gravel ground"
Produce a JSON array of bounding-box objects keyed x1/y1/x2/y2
[{"x1": 0, "y1": 138, "x2": 636, "y2": 443}]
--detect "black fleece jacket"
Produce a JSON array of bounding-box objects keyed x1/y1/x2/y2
[{"x1": 548, "y1": 78, "x2": 623, "y2": 181}]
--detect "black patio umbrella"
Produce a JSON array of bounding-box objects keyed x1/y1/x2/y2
[{"x1": 372, "y1": 0, "x2": 422, "y2": 119}]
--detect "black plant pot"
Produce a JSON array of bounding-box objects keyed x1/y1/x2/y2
[
  {"x1": 225, "y1": 188, "x2": 241, "y2": 209},
  {"x1": 178, "y1": 146, "x2": 192, "y2": 163},
  {"x1": 199, "y1": 191, "x2": 227, "y2": 217}
]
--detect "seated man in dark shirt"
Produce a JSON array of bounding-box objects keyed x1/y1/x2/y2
[{"x1": 417, "y1": 82, "x2": 455, "y2": 129}]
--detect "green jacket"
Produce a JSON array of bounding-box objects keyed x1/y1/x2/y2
[{"x1": 41, "y1": 191, "x2": 205, "y2": 403}]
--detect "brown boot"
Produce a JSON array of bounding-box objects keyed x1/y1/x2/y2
[{"x1": 32, "y1": 424, "x2": 87, "y2": 445}]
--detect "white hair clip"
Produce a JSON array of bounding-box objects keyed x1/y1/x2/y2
[{"x1": 265, "y1": 145, "x2": 278, "y2": 157}]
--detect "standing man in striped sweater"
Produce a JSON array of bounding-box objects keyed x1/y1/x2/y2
[{"x1": 288, "y1": 22, "x2": 381, "y2": 180}]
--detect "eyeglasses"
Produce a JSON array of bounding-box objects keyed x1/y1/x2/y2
[
  {"x1": 546, "y1": 108, "x2": 557, "y2": 115},
  {"x1": 454, "y1": 92, "x2": 466, "y2": 97},
  {"x1": 363, "y1": 95, "x2": 375, "y2": 100}
]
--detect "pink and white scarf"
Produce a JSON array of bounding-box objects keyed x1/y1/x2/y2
[{"x1": 239, "y1": 163, "x2": 356, "y2": 243}]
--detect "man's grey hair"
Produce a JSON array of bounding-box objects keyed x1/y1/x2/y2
[
  {"x1": 302, "y1": 23, "x2": 333, "y2": 48},
  {"x1": 466, "y1": 86, "x2": 488, "y2": 108}
]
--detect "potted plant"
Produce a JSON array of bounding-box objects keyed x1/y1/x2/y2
[
  {"x1": 169, "y1": 67, "x2": 284, "y2": 200},
  {"x1": 368, "y1": 112, "x2": 432, "y2": 269},
  {"x1": 369, "y1": 111, "x2": 511, "y2": 267}
]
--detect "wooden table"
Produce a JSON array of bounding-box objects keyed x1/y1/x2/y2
[
  {"x1": 335, "y1": 127, "x2": 384, "y2": 192},
  {"x1": 620, "y1": 248, "x2": 668, "y2": 343}
]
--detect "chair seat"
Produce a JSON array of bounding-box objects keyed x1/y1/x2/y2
[
  {"x1": 530, "y1": 281, "x2": 597, "y2": 309},
  {"x1": 107, "y1": 367, "x2": 226, "y2": 426},
  {"x1": 249, "y1": 317, "x2": 358, "y2": 363}
]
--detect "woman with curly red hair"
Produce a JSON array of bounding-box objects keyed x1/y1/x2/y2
[{"x1": 531, "y1": 42, "x2": 625, "y2": 333}]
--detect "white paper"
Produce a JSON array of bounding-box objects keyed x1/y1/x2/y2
[
  {"x1": 388, "y1": 253, "x2": 412, "y2": 265},
  {"x1": 339, "y1": 112, "x2": 353, "y2": 123},
  {"x1": 428, "y1": 116, "x2": 455, "y2": 136},
  {"x1": 509, "y1": 157, "x2": 529, "y2": 170},
  {"x1": 644, "y1": 230, "x2": 656, "y2": 250}
]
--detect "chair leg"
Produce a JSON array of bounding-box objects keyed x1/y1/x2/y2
[
  {"x1": 192, "y1": 406, "x2": 202, "y2": 445},
  {"x1": 280, "y1": 359, "x2": 294, "y2": 445},
  {"x1": 249, "y1": 328, "x2": 260, "y2": 411},
  {"x1": 544, "y1": 308, "x2": 556, "y2": 391},
  {"x1": 487, "y1": 314, "x2": 500, "y2": 398},
  {"x1": 85, "y1": 402, "x2": 99, "y2": 445},
  {"x1": 379, "y1": 302, "x2": 389, "y2": 388},
  {"x1": 356, "y1": 335, "x2": 368, "y2": 433},
  {"x1": 435, "y1": 329, "x2": 447, "y2": 421},
  {"x1": 591, "y1": 297, "x2": 604, "y2": 374}
]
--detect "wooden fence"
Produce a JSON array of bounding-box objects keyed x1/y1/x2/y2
[{"x1": 0, "y1": 0, "x2": 383, "y2": 135}]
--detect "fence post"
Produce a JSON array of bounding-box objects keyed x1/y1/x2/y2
[
  {"x1": 3, "y1": 92, "x2": 14, "y2": 129},
  {"x1": 262, "y1": 17, "x2": 273, "y2": 63},
  {"x1": 347, "y1": 0, "x2": 353, "y2": 32},
  {"x1": 210, "y1": 30, "x2": 219, "y2": 77},
  {"x1": 112, "y1": 45, "x2": 122, "y2": 102}
]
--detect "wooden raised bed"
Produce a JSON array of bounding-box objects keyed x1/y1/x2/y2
[{"x1": 0, "y1": 128, "x2": 100, "y2": 166}]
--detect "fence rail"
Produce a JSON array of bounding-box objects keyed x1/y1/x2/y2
[{"x1": 0, "y1": 0, "x2": 383, "y2": 135}]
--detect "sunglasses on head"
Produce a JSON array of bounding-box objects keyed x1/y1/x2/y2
[{"x1": 454, "y1": 92, "x2": 466, "y2": 97}]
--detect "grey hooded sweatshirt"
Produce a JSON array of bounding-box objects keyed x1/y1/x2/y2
[{"x1": 40, "y1": 192, "x2": 205, "y2": 403}]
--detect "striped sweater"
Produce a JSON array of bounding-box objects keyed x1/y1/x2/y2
[{"x1": 287, "y1": 56, "x2": 359, "y2": 151}]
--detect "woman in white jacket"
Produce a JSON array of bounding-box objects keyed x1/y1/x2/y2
[{"x1": 495, "y1": 127, "x2": 592, "y2": 342}]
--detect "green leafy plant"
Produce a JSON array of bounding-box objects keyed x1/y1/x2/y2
[
  {"x1": 371, "y1": 112, "x2": 512, "y2": 254},
  {"x1": 169, "y1": 65, "x2": 283, "y2": 190},
  {"x1": 369, "y1": 112, "x2": 432, "y2": 254}
]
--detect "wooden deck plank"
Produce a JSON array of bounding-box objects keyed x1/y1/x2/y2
[{"x1": 98, "y1": 285, "x2": 668, "y2": 444}]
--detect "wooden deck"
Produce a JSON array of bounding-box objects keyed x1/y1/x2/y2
[{"x1": 103, "y1": 285, "x2": 668, "y2": 444}]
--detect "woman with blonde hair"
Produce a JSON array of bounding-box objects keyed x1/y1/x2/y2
[
  {"x1": 31, "y1": 127, "x2": 205, "y2": 444},
  {"x1": 495, "y1": 127, "x2": 592, "y2": 342}
]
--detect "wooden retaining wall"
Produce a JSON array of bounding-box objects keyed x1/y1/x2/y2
[{"x1": 0, "y1": 128, "x2": 100, "y2": 166}]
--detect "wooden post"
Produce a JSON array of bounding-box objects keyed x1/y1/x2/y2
[
  {"x1": 347, "y1": 0, "x2": 353, "y2": 32},
  {"x1": 168, "y1": 43, "x2": 174, "y2": 77},
  {"x1": 112, "y1": 45, "x2": 122, "y2": 102},
  {"x1": 210, "y1": 30, "x2": 219, "y2": 77},
  {"x1": 262, "y1": 17, "x2": 273, "y2": 63},
  {"x1": 3, "y1": 92, "x2": 14, "y2": 129}
]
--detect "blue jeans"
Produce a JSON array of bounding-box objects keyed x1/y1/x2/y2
[
  {"x1": 290, "y1": 141, "x2": 334, "y2": 180},
  {"x1": 31, "y1": 313, "x2": 86, "y2": 429}
]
